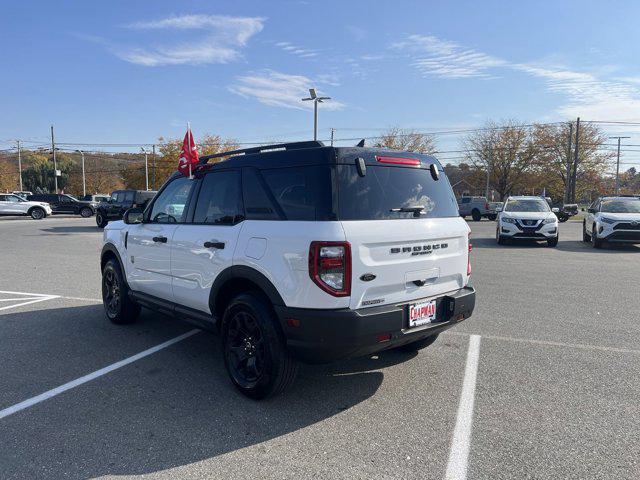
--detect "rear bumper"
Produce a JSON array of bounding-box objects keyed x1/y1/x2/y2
[{"x1": 274, "y1": 286, "x2": 476, "y2": 364}]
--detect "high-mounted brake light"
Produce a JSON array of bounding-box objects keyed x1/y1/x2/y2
[
  {"x1": 309, "y1": 241, "x2": 351, "y2": 297},
  {"x1": 375, "y1": 156, "x2": 420, "y2": 166}
]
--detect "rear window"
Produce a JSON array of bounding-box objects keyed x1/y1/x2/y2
[
  {"x1": 337, "y1": 165, "x2": 458, "y2": 220},
  {"x1": 261, "y1": 166, "x2": 334, "y2": 221}
]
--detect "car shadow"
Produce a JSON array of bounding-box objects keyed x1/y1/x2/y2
[
  {"x1": 37, "y1": 225, "x2": 100, "y2": 234},
  {"x1": 0, "y1": 304, "x2": 392, "y2": 478},
  {"x1": 471, "y1": 236, "x2": 640, "y2": 253}
]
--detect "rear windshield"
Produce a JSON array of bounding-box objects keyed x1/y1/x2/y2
[{"x1": 337, "y1": 165, "x2": 458, "y2": 220}]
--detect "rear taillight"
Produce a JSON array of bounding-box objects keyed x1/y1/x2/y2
[
  {"x1": 467, "y1": 232, "x2": 472, "y2": 276},
  {"x1": 309, "y1": 241, "x2": 351, "y2": 297}
]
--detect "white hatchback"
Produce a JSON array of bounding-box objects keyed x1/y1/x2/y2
[
  {"x1": 496, "y1": 196, "x2": 559, "y2": 247},
  {"x1": 0, "y1": 193, "x2": 52, "y2": 219}
]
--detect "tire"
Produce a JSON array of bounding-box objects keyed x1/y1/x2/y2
[
  {"x1": 80, "y1": 207, "x2": 93, "y2": 218},
  {"x1": 29, "y1": 207, "x2": 45, "y2": 220},
  {"x1": 222, "y1": 292, "x2": 298, "y2": 399},
  {"x1": 395, "y1": 334, "x2": 439, "y2": 353},
  {"x1": 471, "y1": 209, "x2": 482, "y2": 221},
  {"x1": 102, "y1": 258, "x2": 140, "y2": 324},
  {"x1": 547, "y1": 236, "x2": 558, "y2": 247},
  {"x1": 96, "y1": 212, "x2": 108, "y2": 228},
  {"x1": 487, "y1": 214, "x2": 497, "y2": 221},
  {"x1": 582, "y1": 222, "x2": 590, "y2": 243},
  {"x1": 591, "y1": 224, "x2": 603, "y2": 249},
  {"x1": 496, "y1": 228, "x2": 506, "y2": 245}
]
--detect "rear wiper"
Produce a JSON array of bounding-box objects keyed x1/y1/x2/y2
[{"x1": 389, "y1": 206, "x2": 425, "y2": 218}]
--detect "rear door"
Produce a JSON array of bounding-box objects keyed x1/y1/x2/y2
[
  {"x1": 0, "y1": 195, "x2": 12, "y2": 214},
  {"x1": 336, "y1": 162, "x2": 470, "y2": 310},
  {"x1": 126, "y1": 177, "x2": 195, "y2": 300},
  {"x1": 171, "y1": 170, "x2": 243, "y2": 314}
]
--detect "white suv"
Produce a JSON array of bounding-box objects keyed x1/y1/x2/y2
[
  {"x1": 0, "y1": 193, "x2": 52, "y2": 219},
  {"x1": 496, "y1": 196, "x2": 559, "y2": 247},
  {"x1": 100, "y1": 142, "x2": 476, "y2": 398},
  {"x1": 583, "y1": 196, "x2": 640, "y2": 248}
]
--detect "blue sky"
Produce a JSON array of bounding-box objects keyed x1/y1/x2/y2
[{"x1": 2, "y1": 0, "x2": 640, "y2": 156}]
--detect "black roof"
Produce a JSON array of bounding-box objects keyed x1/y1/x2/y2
[{"x1": 195, "y1": 140, "x2": 442, "y2": 173}]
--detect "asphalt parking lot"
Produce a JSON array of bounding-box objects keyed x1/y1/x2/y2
[{"x1": 1, "y1": 215, "x2": 639, "y2": 480}]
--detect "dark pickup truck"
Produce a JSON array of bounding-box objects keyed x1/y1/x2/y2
[{"x1": 95, "y1": 189, "x2": 156, "y2": 228}]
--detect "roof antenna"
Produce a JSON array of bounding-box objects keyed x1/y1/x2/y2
[{"x1": 356, "y1": 139, "x2": 365, "y2": 147}]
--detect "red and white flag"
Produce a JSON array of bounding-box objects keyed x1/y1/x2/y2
[{"x1": 177, "y1": 125, "x2": 199, "y2": 177}]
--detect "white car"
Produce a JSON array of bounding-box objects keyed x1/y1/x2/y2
[
  {"x1": 496, "y1": 196, "x2": 559, "y2": 247},
  {"x1": 0, "y1": 193, "x2": 52, "y2": 219},
  {"x1": 583, "y1": 196, "x2": 640, "y2": 248},
  {"x1": 100, "y1": 141, "x2": 476, "y2": 399}
]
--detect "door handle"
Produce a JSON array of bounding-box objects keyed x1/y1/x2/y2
[
  {"x1": 204, "y1": 241, "x2": 225, "y2": 249},
  {"x1": 152, "y1": 236, "x2": 168, "y2": 243}
]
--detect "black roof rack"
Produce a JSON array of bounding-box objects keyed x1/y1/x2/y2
[{"x1": 199, "y1": 140, "x2": 325, "y2": 164}]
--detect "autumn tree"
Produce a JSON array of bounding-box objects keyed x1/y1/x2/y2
[
  {"x1": 373, "y1": 127, "x2": 436, "y2": 154},
  {"x1": 463, "y1": 121, "x2": 540, "y2": 201}
]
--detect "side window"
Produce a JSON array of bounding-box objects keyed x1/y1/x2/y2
[
  {"x1": 149, "y1": 177, "x2": 194, "y2": 224},
  {"x1": 461, "y1": 197, "x2": 471, "y2": 204},
  {"x1": 0, "y1": 195, "x2": 7, "y2": 201},
  {"x1": 242, "y1": 168, "x2": 280, "y2": 220},
  {"x1": 123, "y1": 191, "x2": 135, "y2": 203},
  {"x1": 261, "y1": 166, "x2": 334, "y2": 221},
  {"x1": 194, "y1": 171, "x2": 242, "y2": 225},
  {"x1": 112, "y1": 192, "x2": 123, "y2": 203},
  {"x1": 60, "y1": 195, "x2": 72, "y2": 203}
]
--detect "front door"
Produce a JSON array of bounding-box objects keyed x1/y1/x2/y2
[
  {"x1": 171, "y1": 170, "x2": 243, "y2": 314},
  {"x1": 58, "y1": 195, "x2": 76, "y2": 214},
  {"x1": 126, "y1": 177, "x2": 195, "y2": 301}
]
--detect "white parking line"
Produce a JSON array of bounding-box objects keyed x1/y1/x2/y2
[
  {"x1": 445, "y1": 334, "x2": 481, "y2": 480},
  {"x1": 0, "y1": 290, "x2": 60, "y2": 312},
  {"x1": 0, "y1": 329, "x2": 200, "y2": 420}
]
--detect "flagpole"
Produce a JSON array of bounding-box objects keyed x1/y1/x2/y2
[{"x1": 187, "y1": 122, "x2": 193, "y2": 179}]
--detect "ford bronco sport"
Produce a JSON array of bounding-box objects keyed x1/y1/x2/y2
[{"x1": 100, "y1": 141, "x2": 476, "y2": 399}]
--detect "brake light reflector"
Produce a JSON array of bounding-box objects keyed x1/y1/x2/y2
[
  {"x1": 309, "y1": 241, "x2": 351, "y2": 297},
  {"x1": 467, "y1": 232, "x2": 472, "y2": 276},
  {"x1": 375, "y1": 156, "x2": 420, "y2": 166}
]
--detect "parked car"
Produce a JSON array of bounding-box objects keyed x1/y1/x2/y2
[
  {"x1": 0, "y1": 193, "x2": 52, "y2": 219},
  {"x1": 81, "y1": 194, "x2": 110, "y2": 203},
  {"x1": 26, "y1": 193, "x2": 95, "y2": 217},
  {"x1": 100, "y1": 141, "x2": 476, "y2": 399},
  {"x1": 496, "y1": 196, "x2": 559, "y2": 247},
  {"x1": 543, "y1": 197, "x2": 579, "y2": 222},
  {"x1": 457, "y1": 196, "x2": 492, "y2": 221},
  {"x1": 95, "y1": 189, "x2": 157, "y2": 228},
  {"x1": 487, "y1": 202, "x2": 503, "y2": 221},
  {"x1": 582, "y1": 196, "x2": 640, "y2": 248},
  {"x1": 11, "y1": 191, "x2": 33, "y2": 199}
]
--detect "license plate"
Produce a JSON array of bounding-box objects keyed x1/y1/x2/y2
[{"x1": 408, "y1": 300, "x2": 437, "y2": 328}]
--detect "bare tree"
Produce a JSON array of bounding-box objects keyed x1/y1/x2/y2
[
  {"x1": 463, "y1": 121, "x2": 539, "y2": 200},
  {"x1": 374, "y1": 127, "x2": 436, "y2": 154}
]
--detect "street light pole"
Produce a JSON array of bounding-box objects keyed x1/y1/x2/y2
[
  {"x1": 75, "y1": 150, "x2": 86, "y2": 197},
  {"x1": 485, "y1": 147, "x2": 492, "y2": 199},
  {"x1": 141, "y1": 147, "x2": 150, "y2": 190},
  {"x1": 16, "y1": 140, "x2": 23, "y2": 191},
  {"x1": 51, "y1": 125, "x2": 58, "y2": 193},
  {"x1": 609, "y1": 136, "x2": 630, "y2": 195},
  {"x1": 302, "y1": 88, "x2": 331, "y2": 141}
]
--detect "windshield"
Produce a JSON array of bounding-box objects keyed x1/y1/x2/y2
[
  {"x1": 601, "y1": 199, "x2": 640, "y2": 213},
  {"x1": 504, "y1": 199, "x2": 550, "y2": 212}
]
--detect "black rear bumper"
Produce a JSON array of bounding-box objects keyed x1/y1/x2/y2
[{"x1": 274, "y1": 286, "x2": 476, "y2": 364}]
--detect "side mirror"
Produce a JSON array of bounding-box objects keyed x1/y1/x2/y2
[
  {"x1": 587, "y1": 208, "x2": 595, "y2": 214},
  {"x1": 123, "y1": 207, "x2": 143, "y2": 224},
  {"x1": 551, "y1": 207, "x2": 560, "y2": 213}
]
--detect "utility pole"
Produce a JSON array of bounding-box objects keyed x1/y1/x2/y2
[
  {"x1": 75, "y1": 150, "x2": 86, "y2": 197},
  {"x1": 140, "y1": 147, "x2": 150, "y2": 190},
  {"x1": 570, "y1": 117, "x2": 580, "y2": 203},
  {"x1": 16, "y1": 140, "x2": 23, "y2": 191},
  {"x1": 152, "y1": 144, "x2": 156, "y2": 190},
  {"x1": 485, "y1": 147, "x2": 492, "y2": 199},
  {"x1": 302, "y1": 88, "x2": 331, "y2": 141},
  {"x1": 330, "y1": 128, "x2": 336, "y2": 146},
  {"x1": 610, "y1": 136, "x2": 630, "y2": 194},
  {"x1": 51, "y1": 125, "x2": 58, "y2": 193},
  {"x1": 564, "y1": 122, "x2": 573, "y2": 204}
]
